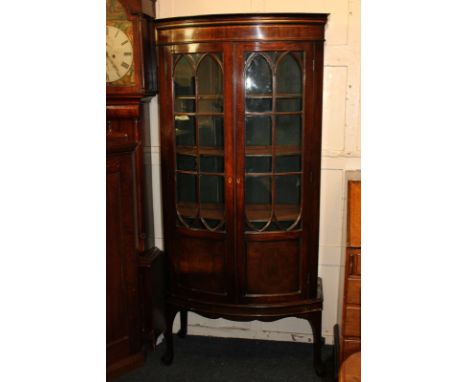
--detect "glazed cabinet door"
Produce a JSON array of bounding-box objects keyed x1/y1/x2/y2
[
  {"x1": 159, "y1": 43, "x2": 235, "y2": 302},
  {"x1": 234, "y1": 42, "x2": 321, "y2": 303}
]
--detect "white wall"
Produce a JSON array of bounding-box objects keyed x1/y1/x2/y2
[{"x1": 149, "y1": 0, "x2": 360, "y2": 345}]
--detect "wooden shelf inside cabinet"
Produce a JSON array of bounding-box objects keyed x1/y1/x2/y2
[
  {"x1": 246, "y1": 204, "x2": 300, "y2": 221},
  {"x1": 245, "y1": 146, "x2": 301, "y2": 156},
  {"x1": 176, "y1": 146, "x2": 224, "y2": 156}
]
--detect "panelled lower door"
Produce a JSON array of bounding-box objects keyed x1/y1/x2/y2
[
  {"x1": 163, "y1": 43, "x2": 235, "y2": 302},
  {"x1": 235, "y1": 42, "x2": 318, "y2": 303}
]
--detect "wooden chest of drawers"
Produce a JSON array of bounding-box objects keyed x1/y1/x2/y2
[{"x1": 338, "y1": 179, "x2": 361, "y2": 362}]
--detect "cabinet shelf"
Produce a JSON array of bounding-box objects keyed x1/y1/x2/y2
[
  {"x1": 246, "y1": 203, "x2": 300, "y2": 222},
  {"x1": 245, "y1": 146, "x2": 301, "y2": 156},
  {"x1": 177, "y1": 202, "x2": 300, "y2": 222},
  {"x1": 177, "y1": 146, "x2": 224, "y2": 156}
]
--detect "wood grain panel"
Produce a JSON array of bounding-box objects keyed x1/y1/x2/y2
[
  {"x1": 343, "y1": 306, "x2": 361, "y2": 337},
  {"x1": 341, "y1": 339, "x2": 361, "y2": 363},
  {"x1": 346, "y1": 277, "x2": 361, "y2": 305},
  {"x1": 175, "y1": 235, "x2": 228, "y2": 295},
  {"x1": 244, "y1": 240, "x2": 300, "y2": 296},
  {"x1": 106, "y1": 153, "x2": 139, "y2": 366},
  {"x1": 347, "y1": 181, "x2": 361, "y2": 247}
]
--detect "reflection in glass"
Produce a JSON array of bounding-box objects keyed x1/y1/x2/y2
[
  {"x1": 175, "y1": 117, "x2": 196, "y2": 146},
  {"x1": 197, "y1": 55, "x2": 223, "y2": 95},
  {"x1": 200, "y1": 156, "x2": 224, "y2": 173},
  {"x1": 277, "y1": 54, "x2": 302, "y2": 94},
  {"x1": 199, "y1": 116, "x2": 224, "y2": 147},
  {"x1": 245, "y1": 156, "x2": 272, "y2": 173},
  {"x1": 276, "y1": 115, "x2": 301, "y2": 146},
  {"x1": 246, "y1": 98, "x2": 272, "y2": 112},
  {"x1": 276, "y1": 98, "x2": 302, "y2": 112},
  {"x1": 276, "y1": 155, "x2": 301, "y2": 172},
  {"x1": 245, "y1": 116, "x2": 271, "y2": 146},
  {"x1": 174, "y1": 56, "x2": 195, "y2": 96},
  {"x1": 177, "y1": 154, "x2": 197, "y2": 171},
  {"x1": 245, "y1": 54, "x2": 272, "y2": 94}
]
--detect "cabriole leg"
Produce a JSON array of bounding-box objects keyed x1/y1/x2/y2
[
  {"x1": 307, "y1": 311, "x2": 325, "y2": 376},
  {"x1": 161, "y1": 305, "x2": 177, "y2": 365},
  {"x1": 178, "y1": 310, "x2": 188, "y2": 338}
]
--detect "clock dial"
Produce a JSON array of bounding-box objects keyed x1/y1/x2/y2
[{"x1": 106, "y1": 25, "x2": 134, "y2": 82}]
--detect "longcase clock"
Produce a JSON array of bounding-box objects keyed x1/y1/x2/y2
[{"x1": 106, "y1": 0, "x2": 159, "y2": 379}]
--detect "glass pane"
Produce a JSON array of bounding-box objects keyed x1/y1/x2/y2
[
  {"x1": 276, "y1": 54, "x2": 302, "y2": 94},
  {"x1": 203, "y1": 218, "x2": 223, "y2": 230},
  {"x1": 174, "y1": 56, "x2": 195, "y2": 96},
  {"x1": 275, "y1": 175, "x2": 301, "y2": 205},
  {"x1": 198, "y1": 98, "x2": 223, "y2": 113},
  {"x1": 276, "y1": 155, "x2": 301, "y2": 172},
  {"x1": 200, "y1": 156, "x2": 224, "y2": 173},
  {"x1": 245, "y1": 176, "x2": 271, "y2": 225},
  {"x1": 197, "y1": 55, "x2": 223, "y2": 95},
  {"x1": 174, "y1": 98, "x2": 195, "y2": 113},
  {"x1": 276, "y1": 98, "x2": 302, "y2": 112},
  {"x1": 199, "y1": 116, "x2": 224, "y2": 147},
  {"x1": 200, "y1": 175, "x2": 224, "y2": 204},
  {"x1": 245, "y1": 54, "x2": 272, "y2": 95},
  {"x1": 175, "y1": 116, "x2": 196, "y2": 146},
  {"x1": 245, "y1": 116, "x2": 271, "y2": 146},
  {"x1": 181, "y1": 217, "x2": 202, "y2": 229},
  {"x1": 276, "y1": 115, "x2": 301, "y2": 146},
  {"x1": 177, "y1": 173, "x2": 197, "y2": 203},
  {"x1": 275, "y1": 175, "x2": 301, "y2": 228},
  {"x1": 277, "y1": 220, "x2": 298, "y2": 231},
  {"x1": 245, "y1": 176, "x2": 271, "y2": 205},
  {"x1": 177, "y1": 154, "x2": 197, "y2": 171},
  {"x1": 245, "y1": 156, "x2": 272, "y2": 173},
  {"x1": 246, "y1": 98, "x2": 272, "y2": 112}
]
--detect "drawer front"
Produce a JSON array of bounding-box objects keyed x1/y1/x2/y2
[
  {"x1": 347, "y1": 249, "x2": 361, "y2": 276},
  {"x1": 343, "y1": 306, "x2": 361, "y2": 337},
  {"x1": 346, "y1": 277, "x2": 361, "y2": 305},
  {"x1": 341, "y1": 338, "x2": 361, "y2": 362}
]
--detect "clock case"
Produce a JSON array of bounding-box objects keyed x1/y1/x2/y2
[{"x1": 106, "y1": 0, "x2": 159, "y2": 379}]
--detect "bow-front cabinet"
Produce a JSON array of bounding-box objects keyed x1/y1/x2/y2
[{"x1": 155, "y1": 14, "x2": 328, "y2": 375}]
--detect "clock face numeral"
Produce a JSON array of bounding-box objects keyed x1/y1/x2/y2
[{"x1": 106, "y1": 25, "x2": 133, "y2": 83}]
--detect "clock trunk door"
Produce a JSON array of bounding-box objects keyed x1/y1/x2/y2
[
  {"x1": 234, "y1": 42, "x2": 319, "y2": 303},
  {"x1": 160, "y1": 43, "x2": 236, "y2": 302}
]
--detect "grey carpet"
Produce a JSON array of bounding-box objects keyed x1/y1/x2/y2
[{"x1": 114, "y1": 335, "x2": 335, "y2": 382}]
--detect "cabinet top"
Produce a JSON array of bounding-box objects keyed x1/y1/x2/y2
[{"x1": 155, "y1": 13, "x2": 328, "y2": 45}]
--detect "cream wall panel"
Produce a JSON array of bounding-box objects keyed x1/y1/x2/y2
[
  {"x1": 169, "y1": 0, "x2": 253, "y2": 18},
  {"x1": 319, "y1": 245, "x2": 343, "y2": 267},
  {"x1": 322, "y1": 66, "x2": 347, "y2": 154},
  {"x1": 319, "y1": 169, "x2": 344, "y2": 247}
]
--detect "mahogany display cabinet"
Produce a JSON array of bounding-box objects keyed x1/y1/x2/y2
[{"x1": 155, "y1": 13, "x2": 328, "y2": 375}]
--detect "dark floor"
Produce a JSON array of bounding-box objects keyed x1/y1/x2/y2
[{"x1": 115, "y1": 335, "x2": 335, "y2": 382}]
